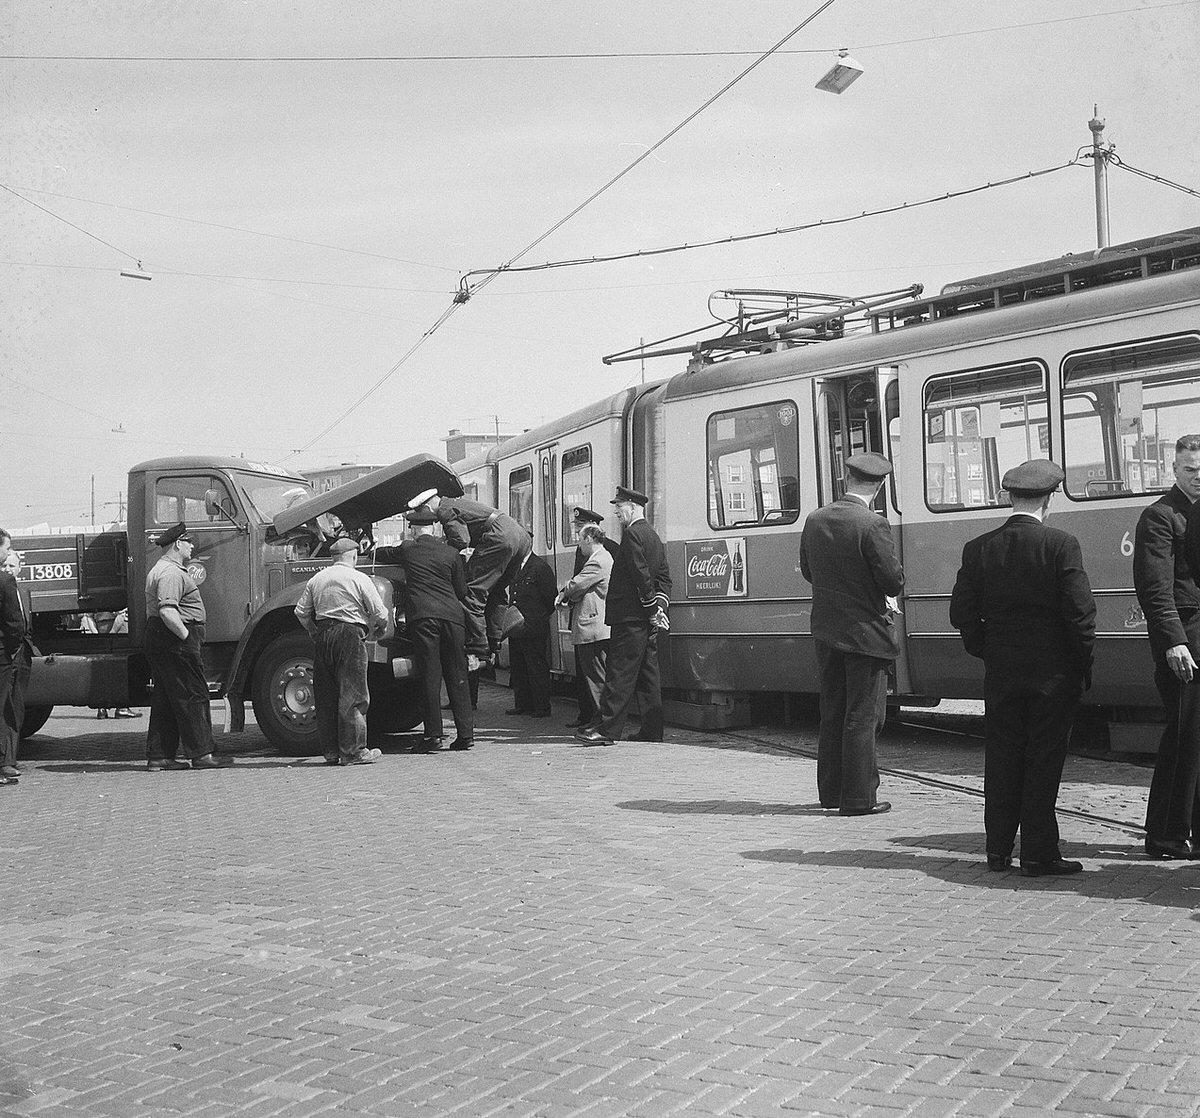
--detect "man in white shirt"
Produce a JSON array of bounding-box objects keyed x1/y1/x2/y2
[{"x1": 295, "y1": 538, "x2": 389, "y2": 766}]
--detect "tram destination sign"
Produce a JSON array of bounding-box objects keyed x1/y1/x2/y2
[{"x1": 684, "y1": 538, "x2": 747, "y2": 599}]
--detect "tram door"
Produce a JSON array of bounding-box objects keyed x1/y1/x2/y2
[
  {"x1": 813, "y1": 368, "x2": 914, "y2": 692},
  {"x1": 536, "y1": 445, "x2": 569, "y2": 675}
]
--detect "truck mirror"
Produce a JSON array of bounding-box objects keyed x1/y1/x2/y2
[{"x1": 204, "y1": 488, "x2": 230, "y2": 521}]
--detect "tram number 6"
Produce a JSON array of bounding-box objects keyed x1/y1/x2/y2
[{"x1": 1120, "y1": 531, "x2": 1134, "y2": 558}]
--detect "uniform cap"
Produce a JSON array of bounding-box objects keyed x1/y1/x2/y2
[
  {"x1": 572, "y1": 506, "x2": 604, "y2": 524},
  {"x1": 329, "y1": 537, "x2": 359, "y2": 554},
  {"x1": 155, "y1": 522, "x2": 191, "y2": 548},
  {"x1": 610, "y1": 485, "x2": 649, "y2": 506},
  {"x1": 844, "y1": 452, "x2": 893, "y2": 480},
  {"x1": 406, "y1": 506, "x2": 438, "y2": 525},
  {"x1": 1001, "y1": 459, "x2": 1064, "y2": 495},
  {"x1": 407, "y1": 488, "x2": 439, "y2": 511}
]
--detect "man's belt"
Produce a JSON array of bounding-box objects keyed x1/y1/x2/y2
[
  {"x1": 316, "y1": 618, "x2": 368, "y2": 634},
  {"x1": 484, "y1": 510, "x2": 501, "y2": 528}
]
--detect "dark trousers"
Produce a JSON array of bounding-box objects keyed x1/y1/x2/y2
[
  {"x1": 145, "y1": 620, "x2": 215, "y2": 762},
  {"x1": 463, "y1": 520, "x2": 531, "y2": 655},
  {"x1": 983, "y1": 675, "x2": 1081, "y2": 862},
  {"x1": 313, "y1": 620, "x2": 369, "y2": 762},
  {"x1": 597, "y1": 621, "x2": 661, "y2": 741},
  {"x1": 510, "y1": 633, "x2": 551, "y2": 715},
  {"x1": 1, "y1": 648, "x2": 31, "y2": 766},
  {"x1": 815, "y1": 641, "x2": 886, "y2": 811},
  {"x1": 576, "y1": 640, "x2": 608, "y2": 725},
  {"x1": 1146, "y1": 651, "x2": 1200, "y2": 844},
  {"x1": 412, "y1": 617, "x2": 472, "y2": 742}
]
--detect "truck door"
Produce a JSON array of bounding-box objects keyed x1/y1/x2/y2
[
  {"x1": 813, "y1": 368, "x2": 912, "y2": 693},
  {"x1": 147, "y1": 471, "x2": 251, "y2": 646},
  {"x1": 537, "y1": 444, "x2": 569, "y2": 674}
]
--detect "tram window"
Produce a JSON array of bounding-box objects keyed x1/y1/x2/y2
[
  {"x1": 561, "y1": 445, "x2": 592, "y2": 546},
  {"x1": 923, "y1": 363, "x2": 1048, "y2": 512},
  {"x1": 706, "y1": 400, "x2": 801, "y2": 529},
  {"x1": 508, "y1": 465, "x2": 533, "y2": 535},
  {"x1": 1062, "y1": 335, "x2": 1200, "y2": 500}
]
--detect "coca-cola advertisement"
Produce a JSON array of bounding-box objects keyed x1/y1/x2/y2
[{"x1": 684, "y1": 538, "x2": 747, "y2": 598}]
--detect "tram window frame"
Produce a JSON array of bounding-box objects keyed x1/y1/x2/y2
[
  {"x1": 922, "y1": 360, "x2": 1049, "y2": 513},
  {"x1": 705, "y1": 399, "x2": 801, "y2": 531},
  {"x1": 508, "y1": 465, "x2": 534, "y2": 535},
  {"x1": 1061, "y1": 333, "x2": 1200, "y2": 502},
  {"x1": 560, "y1": 444, "x2": 593, "y2": 547}
]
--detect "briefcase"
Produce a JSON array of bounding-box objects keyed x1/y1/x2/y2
[{"x1": 499, "y1": 605, "x2": 526, "y2": 640}]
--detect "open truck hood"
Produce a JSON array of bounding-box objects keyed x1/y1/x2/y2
[{"x1": 271, "y1": 453, "x2": 464, "y2": 536}]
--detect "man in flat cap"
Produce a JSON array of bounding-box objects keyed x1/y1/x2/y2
[
  {"x1": 951, "y1": 459, "x2": 1096, "y2": 876},
  {"x1": 576, "y1": 486, "x2": 671, "y2": 746},
  {"x1": 390, "y1": 507, "x2": 474, "y2": 752},
  {"x1": 144, "y1": 523, "x2": 233, "y2": 770},
  {"x1": 799, "y1": 452, "x2": 902, "y2": 815},
  {"x1": 295, "y1": 536, "x2": 389, "y2": 765},
  {"x1": 406, "y1": 488, "x2": 530, "y2": 663},
  {"x1": 563, "y1": 507, "x2": 618, "y2": 727},
  {"x1": 1139, "y1": 435, "x2": 1200, "y2": 858}
]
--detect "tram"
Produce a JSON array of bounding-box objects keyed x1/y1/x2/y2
[{"x1": 457, "y1": 228, "x2": 1200, "y2": 744}]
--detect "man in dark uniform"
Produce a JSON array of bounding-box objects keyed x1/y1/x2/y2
[
  {"x1": 799, "y1": 452, "x2": 902, "y2": 815},
  {"x1": 950, "y1": 460, "x2": 1097, "y2": 876},
  {"x1": 295, "y1": 537, "x2": 389, "y2": 765},
  {"x1": 576, "y1": 486, "x2": 671, "y2": 747},
  {"x1": 506, "y1": 550, "x2": 558, "y2": 718},
  {"x1": 144, "y1": 523, "x2": 233, "y2": 771},
  {"x1": 564, "y1": 507, "x2": 618, "y2": 727},
  {"x1": 407, "y1": 488, "x2": 531, "y2": 661},
  {"x1": 1138, "y1": 434, "x2": 1200, "y2": 858},
  {"x1": 1, "y1": 528, "x2": 32, "y2": 784},
  {"x1": 390, "y1": 507, "x2": 474, "y2": 752}
]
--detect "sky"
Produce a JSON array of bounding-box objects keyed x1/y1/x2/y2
[{"x1": 2, "y1": 0, "x2": 1199, "y2": 529}]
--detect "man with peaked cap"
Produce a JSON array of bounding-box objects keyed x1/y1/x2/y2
[
  {"x1": 563, "y1": 506, "x2": 618, "y2": 727},
  {"x1": 799, "y1": 452, "x2": 903, "y2": 815},
  {"x1": 406, "y1": 488, "x2": 531, "y2": 662},
  {"x1": 144, "y1": 523, "x2": 233, "y2": 771},
  {"x1": 1140, "y1": 435, "x2": 1200, "y2": 858},
  {"x1": 576, "y1": 486, "x2": 671, "y2": 746},
  {"x1": 0, "y1": 527, "x2": 32, "y2": 783},
  {"x1": 951, "y1": 460, "x2": 1096, "y2": 876},
  {"x1": 390, "y1": 506, "x2": 474, "y2": 752},
  {"x1": 295, "y1": 536, "x2": 389, "y2": 765}
]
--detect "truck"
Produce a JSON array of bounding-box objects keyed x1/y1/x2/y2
[{"x1": 10, "y1": 452, "x2": 464, "y2": 752}]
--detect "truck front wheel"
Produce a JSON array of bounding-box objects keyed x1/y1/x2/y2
[
  {"x1": 252, "y1": 631, "x2": 320, "y2": 755},
  {"x1": 20, "y1": 705, "x2": 53, "y2": 739}
]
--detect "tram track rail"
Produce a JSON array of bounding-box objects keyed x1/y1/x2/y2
[{"x1": 720, "y1": 723, "x2": 1146, "y2": 837}]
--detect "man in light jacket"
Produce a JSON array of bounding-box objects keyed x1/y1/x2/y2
[{"x1": 556, "y1": 525, "x2": 613, "y2": 730}]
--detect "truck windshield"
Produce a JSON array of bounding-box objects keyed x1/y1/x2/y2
[{"x1": 235, "y1": 473, "x2": 314, "y2": 522}]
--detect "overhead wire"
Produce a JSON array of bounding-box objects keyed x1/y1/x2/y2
[
  {"x1": 287, "y1": 0, "x2": 844, "y2": 456},
  {"x1": 1109, "y1": 156, "x2": 1200, "y2": 200},
  {"x1": 0, "y1": 183, "x2": 142, "y2": 265},
  {"x1": 2, "y1": 1, "x2": 1193, "y2": 61}
]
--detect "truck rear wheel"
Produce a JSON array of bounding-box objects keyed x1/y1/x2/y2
[
  {"x1": 252, "y1": 631, "x2": 320, "y2": 755},
  {"x1": 20, "y1": 705, "x2": 53, "y2": 739}
]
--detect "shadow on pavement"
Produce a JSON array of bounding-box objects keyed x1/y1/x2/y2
[
  {"x1": 741, "y1": 845, "x2": 1200, "y2": 912},
  {"x1": 617, "y1": 799, "x2": 832, "y2": 816}
]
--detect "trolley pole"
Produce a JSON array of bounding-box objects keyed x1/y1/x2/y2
[{"x1": 1089, "y1": 108, "x2": 1111, "y2": 249}]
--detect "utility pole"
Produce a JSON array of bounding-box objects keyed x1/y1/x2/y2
[
  {"x1": 90, "y1": 475, "x2": 95, "y2": 528},
  {"x1": 1089, "y1": 107, "x2": 1113, "y2": 249}
]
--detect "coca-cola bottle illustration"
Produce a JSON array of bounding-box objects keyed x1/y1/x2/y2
[{"x1": 731, "y1": 541, "x2": 744, "y2": 594}]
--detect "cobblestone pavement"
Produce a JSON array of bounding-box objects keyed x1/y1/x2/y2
[{"x1": 2, "y1": 690, "x2": 1198, "y2": 1118}]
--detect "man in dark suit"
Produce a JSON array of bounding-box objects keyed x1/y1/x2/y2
[
  {"x1": 564, "y1": 507, "x2": 619, "y2": 727},
  {"x1": 390, "y1": 507, "x2": 474, "y2": 752},
  {"x1": 576, "y1": 486, "x2": 672, "y2": 747},
  {"x1": 507, "y1": 549, "x2": 558, "y2": 718},
  {"x1": 950, "y1": 460, "x2": 1096, "y2": 877},
  {"x1": 799, "y1": 453, "x2": 903, "y2": 815},
  {"x1": 1, "y1": 529, "x2": 33, "y2": 784},
  {"x1": 1138, "y1": 434, "x2": 1200, "y2": 858}
]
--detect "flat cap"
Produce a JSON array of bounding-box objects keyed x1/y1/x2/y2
[
  {"x1": 610, "y1": 485, "x2": 649, "y2": 506},
  {"x1": 572, "y1": 506, "x2": 605, "y2": 524},
  {"x1": 155, "y1": 522, "x2": 191, "y2": 548},
  {"x1": 844, "y1": 452, "x2": 893, "y2": 480},
  {"x1": 1001, "y1": 459, "x2": 1064, "y2": 494},
  {"x1": 406, "y1": 506, "x2": 437, "y2": 525},
  {"x1": 407, "y1": 487, "x2": 439, "y2": 511},
  {"x1": 329, "y1": 536, "x2": 359, "y2": 554}
]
